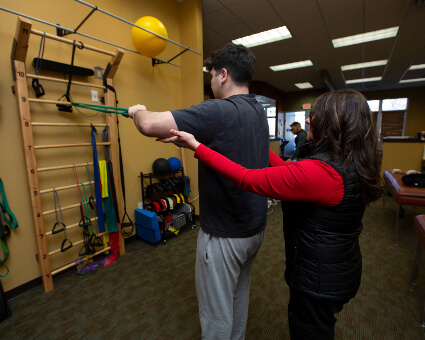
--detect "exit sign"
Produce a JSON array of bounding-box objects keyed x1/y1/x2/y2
[{"x1": 302, "y1": 103, "x2": 311, "y2": 110}]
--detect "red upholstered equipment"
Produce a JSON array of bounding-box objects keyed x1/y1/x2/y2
[{"x1": 384, "y1": 171, "x2": 425, "y2": 207}]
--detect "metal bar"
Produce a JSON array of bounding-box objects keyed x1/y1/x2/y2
[
  {"x1": 73, "y1": 7, "x2": 98, "y2": 33},
  {"x1": 0, "y1": 7, "x2": 182, "y2": 67},
  {"x1": 75, "y1": 0, "x2": 201, "y2": 55},
  {"x1": 167, "y1": 48, "x2": 189, "y2": 63}
]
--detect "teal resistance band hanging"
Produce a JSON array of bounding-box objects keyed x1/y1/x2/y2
[
  {"x1": 0, "y1": 209, "x2": 9, "y2": 278},
  {"x1": 71, "y1": 102, "x2": 130, "y2": 118},
  {"x1": 0, "y1": 178, "x2": 18, "y2": 278},
  {"x1": 0, "y1": 178, "x2": 18, "y2": 230}
]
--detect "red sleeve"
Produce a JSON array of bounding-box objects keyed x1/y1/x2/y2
[
  {"x1": 269, "y1": 150, "x2": 287, "y2": 167},
  {"x1": 194, "y1": 144, "x2": 344, "y2": 206}
]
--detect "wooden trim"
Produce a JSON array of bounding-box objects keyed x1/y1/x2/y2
[{"x1": 14, "y1": 58, "x2": 53, "y2": 292}]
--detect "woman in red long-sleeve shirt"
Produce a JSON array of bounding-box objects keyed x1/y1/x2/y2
[{"x1": 160, "y1": 89, "x2": 382, "y2": 340}]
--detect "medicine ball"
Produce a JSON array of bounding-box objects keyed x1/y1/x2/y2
[
  {"x1": 152, "y1": 158, "x2": 171, "y2": 175},
  {"x1": 168, "y1": 157, "x2": 182, "y2": 172}
]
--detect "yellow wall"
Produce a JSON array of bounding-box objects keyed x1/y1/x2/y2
[
  {"x1": 270, "y1": 140, "x2": 281, "y2": 156},
  {"x1": 0, "y1": 0, "x2": 203, "y2": 292},
  {"x1": 380, "y1": 141, "x2": 424, "y2": 177}
]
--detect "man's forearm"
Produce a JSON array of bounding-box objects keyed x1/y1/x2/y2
[{"x1": 130, "y1": 107, "x2": 178, "y2": 138}]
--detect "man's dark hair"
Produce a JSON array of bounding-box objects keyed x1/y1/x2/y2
[
  {"x1": 290, "y1": 122, "x2": 301, "y2": 127},
  {"x1": 204, "y1": 43, "x2": 255, "y2": 87}
]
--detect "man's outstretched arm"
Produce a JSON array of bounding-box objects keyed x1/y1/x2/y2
[{"x1": 128, "y1": 104, "x2": 178, "y2": 139}]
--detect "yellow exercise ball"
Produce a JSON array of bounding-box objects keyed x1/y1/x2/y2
[{"x1": 131, "y1": 16, "x2": 168, "y2": 57}]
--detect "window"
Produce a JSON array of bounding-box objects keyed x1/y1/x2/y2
[
  {"x1": 368, "y1": 98, "x2": 408, "y2": 139},
  {"x1": 266, "y1": 106, "x2": 277, "y2": 138},
  {"x1": 367, "y1": 100, "x2": 380, "y2": 112},
  {"x1": 256, "y1": 95, "x2": 277, "y2": 139},
  {"x1": 382, "y1": 98, "x2": 408, "y2": 111}
]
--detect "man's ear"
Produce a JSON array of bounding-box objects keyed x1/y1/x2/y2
[{"x1": 220, "y1": 68, "x2": 228, "y2": 84}]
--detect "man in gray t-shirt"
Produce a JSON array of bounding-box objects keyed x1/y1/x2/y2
[{"x1": 128, "y1": 43, "x2": 269, "y2": 340}]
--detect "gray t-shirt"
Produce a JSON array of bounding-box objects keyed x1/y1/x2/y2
[{"x1": 171, "y1": 94, "x2": 269, "y2": 238}]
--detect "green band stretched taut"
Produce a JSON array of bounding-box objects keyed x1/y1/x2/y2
[{"x1": 71, "y1": 102, "x2": 129, "y2": 118}]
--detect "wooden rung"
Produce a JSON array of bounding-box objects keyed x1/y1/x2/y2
[
  {"x1": 50, "y1": 247, "x2": 111, "y2": 276},
  {"x1": 29, "y1": 98, "x2": 71, "y2": 105},
  {"x1": 31, "y1": 29, "x2": 115, "y2": 57},
  {"x1": 34, "y1": 142, "x2": 111, "y2": 149},
  {"x1": 38, "y1": 162, "x2": 94, "y2": 172},
  {"x1": 32, "y1": 122, "x2": 108, "y2": 128},
  {"x1": 45, "y1": 217, "x2": 98, "y2": 236},
  {"x1": 48, "y1": 231, "x2": 106, "y2": 256},
  {"x1": 27, "y1": 74, "x2": 105, "y2": 90},
  {"x1": 43, "y1": 203, "x2": 80, "y2": 215},
  {"x1": 40, "y1": 181, "x2": 95, "y2": 194}
]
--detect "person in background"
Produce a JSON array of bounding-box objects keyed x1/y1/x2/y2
[
  {"x1": 128, "y1": 43, "x2": 270, "y2": 340},
  {"x1": 159, "y1": 89, "x2": 383, "y2": 340},
  {"x1": 286, "y1": 121, "x2": 307, "y2": 162}
]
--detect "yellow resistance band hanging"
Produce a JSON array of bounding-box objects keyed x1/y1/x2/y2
[{"x1": 71, "y1": 102, "x2": 129, "y2": 118}]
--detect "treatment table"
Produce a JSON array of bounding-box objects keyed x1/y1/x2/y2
[{"x1": 383, "y1": 171, "x2": 425, "y2": 236}]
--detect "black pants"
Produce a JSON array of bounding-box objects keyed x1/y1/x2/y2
[{"x1": 288, "y1": 288, "x2": 348, "y2": 340}]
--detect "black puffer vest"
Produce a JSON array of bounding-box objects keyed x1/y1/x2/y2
[{"x1": 281, "y1": 153, "x2": 365, "y2": 300}]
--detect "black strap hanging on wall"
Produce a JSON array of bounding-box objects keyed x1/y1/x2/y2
[
  {"x1": 32, "y1": 32, "x2": 46, "y2": 98},
  {"x1": 56, "y1": 40, "x2": 85, "y2": 112},
  {"x1": 117, "y1": 113, "x2": 134, "y2": 237}
]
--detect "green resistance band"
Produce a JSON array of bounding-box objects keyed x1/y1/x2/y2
[{"x1": 71, "y1": 102, "x2": 129, "y2": 118}]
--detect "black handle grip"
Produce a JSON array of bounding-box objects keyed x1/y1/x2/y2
[
  {"x1": 52, "y1": 222, "x2": 66, "y2": 234},
  {"x1": 60, "y1": 238, "x2": 73, "y2": 252}
]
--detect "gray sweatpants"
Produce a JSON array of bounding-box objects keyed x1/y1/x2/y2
[{"x1": 195, "y1": 228, "x2": 265, "y2": 340}]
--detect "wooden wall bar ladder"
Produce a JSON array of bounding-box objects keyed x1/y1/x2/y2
[{"x1": 12, "y1": 16, "x2": 125, "y2": 292}]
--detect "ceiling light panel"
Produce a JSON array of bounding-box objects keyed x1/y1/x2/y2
[
  {"x1": 408, "y1": 64, "x2": 425, "y2": 70},
  {"x1": 400, "y1": 78, "x2": 425, "y2": 83},
  {"x1": 270, "y1": 60, "x2": 313, "y2": 71},
  {"x1": 295, "y1": 82, "x2": 313, "y2": 89},
  {"x1": 332, "y1": 27, "x2": 399, "y2": 48},
  {"x1": 341, "y1": 60, "x2": 388, "y2": 71},
  {"x1": 346, "y1": 77, "x2": 382, "y2": 84},
  {"x1": 232, "y1": 26, "x2": 292, "y2": 48}
]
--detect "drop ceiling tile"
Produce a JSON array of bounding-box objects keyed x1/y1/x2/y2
[
  {"x1": 203, "y1": 8, "x2": 242, "y2": 29},
  {"x1": 228, "y1": 0, "x2": 275, "y2": 21},
  {"x1": 267, "y1": 0, "x2": 314, "y2": 12},
  {"x1": 244, "y1": 12, "x2": 285, "y2": 32},
  {"x1": 202, "y1": 0, "x2": 225, "y2": 15}
]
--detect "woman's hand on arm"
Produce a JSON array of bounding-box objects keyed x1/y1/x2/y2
[{"x1": 157, "y1": 129, "x2": 201, "y2": 151}]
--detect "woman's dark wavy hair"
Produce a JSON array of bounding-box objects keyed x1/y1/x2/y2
[
  {"x1": 204, "y1": 43, "x2": 255, "y2": 87},
  {"x1": 309, "y1": 89, "x2": 383, "y2": 204}
]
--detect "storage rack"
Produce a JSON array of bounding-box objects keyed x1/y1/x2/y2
[
  {"x1": 12, "y1": 16, "x2": 125, "y2": 292},
  {"x1": 140, "y1": 170, "x2": 195, "y2": 243}
]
